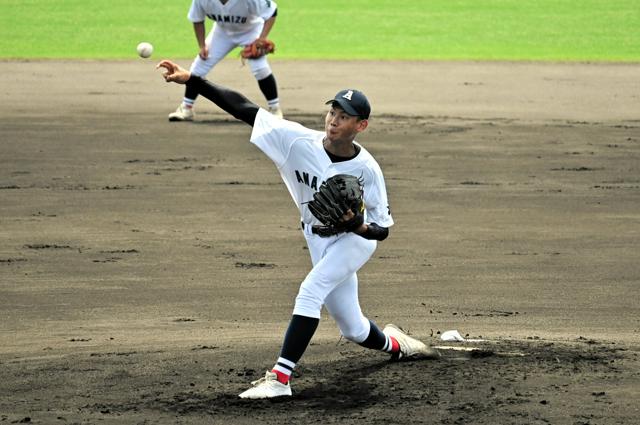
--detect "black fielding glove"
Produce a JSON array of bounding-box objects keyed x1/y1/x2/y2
[{"x1": 307, "y1": 174, "x2": 364, "y2": 237}]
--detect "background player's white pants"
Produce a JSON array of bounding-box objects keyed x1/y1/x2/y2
[
  {"x1": 294, "y1": 230, "x2": 377, "y2": 344},
  {"x1": 189, "y1": 25, "x2": 272, "y2": 81}
]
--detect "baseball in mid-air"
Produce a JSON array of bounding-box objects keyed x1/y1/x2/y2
[{"x1": 136, "y1": 42, "x2": 153, "y2": 58}]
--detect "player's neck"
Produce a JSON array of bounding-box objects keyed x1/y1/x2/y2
[{"x1": 323, "y1": 137, "x2": 357, "y2": 158}]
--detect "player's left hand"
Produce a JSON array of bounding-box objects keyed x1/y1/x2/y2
[
  {"x1": 307, "y1": 174, "x2": 365, "y2": 236},
  {"x1": 240, "y1": 38, "x2": 275, "y2": 60},
  {"x1": 156, "y1": 60, "x2": 191, "y2": 84},
  {"x1": 341, "y1": 209, "x2": 355, "y2": 222}
]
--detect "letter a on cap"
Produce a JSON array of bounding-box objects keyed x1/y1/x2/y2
[{"x1": 342, "y1": 90, "x2": 353, "y2": 101}]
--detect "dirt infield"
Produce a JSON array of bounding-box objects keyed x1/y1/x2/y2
[{"x1": 1, "y1": 59, "x2": 639, "y2": 424}]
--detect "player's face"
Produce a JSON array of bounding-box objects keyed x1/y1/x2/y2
[{"x1": 324, "y1": 107, "x2": 368, "y2": 143}]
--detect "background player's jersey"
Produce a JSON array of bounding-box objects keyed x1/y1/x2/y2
[
  {"x1": 250, "y1": 108, "x2": 394, "y2": 228},
  {"x1": 188, "y1": 0, "x2": 277, "y2": 37}
]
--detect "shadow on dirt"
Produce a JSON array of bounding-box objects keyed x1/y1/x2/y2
[
  {"x1": 138, "y1": 339, "x2": 633, "y2": 424},
  {"x1": 156, "y1": 359, "x2": 390, "y2": 415}
]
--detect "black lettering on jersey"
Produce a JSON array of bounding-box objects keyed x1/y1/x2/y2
[
  {"x1": 295, "y1": 170, "x2": 319, "y2": 191},
  {"x1": 207, "y1": 14, "x2": 246, "y2": 24}
]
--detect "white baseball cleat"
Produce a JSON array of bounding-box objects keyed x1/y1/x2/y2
[
  {"x1": 383, "y1": 324, "x2": 440, "y2": 360},
  {"x1": 168, "y1": 104, "x2": 195, "y2": 121},
  {"x1": 238, "y1": 371, "x2": 292, "y2": 399},
  {"x1": 268, "y1": 105, "x2": 284, "y2": 119}
]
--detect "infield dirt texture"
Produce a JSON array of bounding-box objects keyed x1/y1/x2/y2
[{"x1": 1, "y1": 59, "x2": 639, "y2": 424}]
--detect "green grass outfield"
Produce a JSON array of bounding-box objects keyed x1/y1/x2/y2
[{"x1": 1, "y1": 0, "x2": 638, "y2": 61}]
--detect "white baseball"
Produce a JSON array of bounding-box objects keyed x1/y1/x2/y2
[{"x1": 136, "y1": 42, "x2": 153, "y2": 58}]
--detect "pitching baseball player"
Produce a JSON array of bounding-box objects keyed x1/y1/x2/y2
[
  {"x1": 157, "y1": 59, "x2": 439, "y2": 399},
  {"x1": 168, "y1": 0, "x2": 283, "y2": 122}
]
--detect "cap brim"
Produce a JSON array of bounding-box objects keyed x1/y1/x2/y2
[{"x1": 325, "y1": 98, "x2": 360, "y2": 117}]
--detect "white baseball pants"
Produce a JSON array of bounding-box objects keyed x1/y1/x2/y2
[
  {"x1": 294, "y1": 226, "x2": 377, "y2": 343},
  {"x1": 189, "y1": 24, "x2": 272, "y2": 80}
]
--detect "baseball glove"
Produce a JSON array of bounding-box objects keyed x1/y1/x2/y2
[
  {"x1": 240, "y1": 38, "x2": 275, "y2": 60},
  {"x1": 306, "y1": 174, "x2": 365, "y2": 237}
]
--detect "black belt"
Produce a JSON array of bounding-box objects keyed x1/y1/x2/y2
[
  {"x1": 302, "y1": 221, "x2": 340, "y2": 237},
  {"x1": 301, "y1": 221, "x2": 320, "y2": 235}
]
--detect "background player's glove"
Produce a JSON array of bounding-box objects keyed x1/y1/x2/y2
[
  {"x1": 307, "y1": 174, "x2": 365, "y2": 237},
  {"x1": 241, "y1": 38, "x2": 275, "y2": 60}
]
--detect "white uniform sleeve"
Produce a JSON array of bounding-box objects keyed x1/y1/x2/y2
[
  {"x1": 250, "y1": 108, "x2": 311, "y2": 168},
  {"x1": 251, "y1": 0, "x2": 277, "y2": 20},
  {"x1": 364, "y1": 164, "x2": 394, "y2": 228},
  {"x1": 187, "y1": 0, "x2": 206, "y2": 23}
]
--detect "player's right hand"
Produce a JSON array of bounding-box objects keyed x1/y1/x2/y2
[
  {"x1": 156, "y1": 60, "x2": 191, "y2": 84},
  {"x1": 199, "y1": 46, "x2": 209, "y2": 60}
]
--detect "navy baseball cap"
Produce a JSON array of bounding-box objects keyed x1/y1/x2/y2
[{"x1": 325, "y1": 89, "x2": 371, "y2": 120}]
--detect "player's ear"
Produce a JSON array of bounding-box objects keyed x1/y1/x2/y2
[{"x1": 356, "y1": 118, "x2": 368, "y2": 132}]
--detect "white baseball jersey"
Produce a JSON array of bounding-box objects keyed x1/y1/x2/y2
[
  {"x1": 250, "y1": 108, "x2": 394, "y2": 228},
  {"x1": 188, "y1": 0, "x2": 277, "y2": 38}
]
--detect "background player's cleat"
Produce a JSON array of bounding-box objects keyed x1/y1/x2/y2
[
  {"x1": 268, "y1": 105, "x2": 284, "y2": 119},
  {"x1": 168, "y1": 104, "x2": 195, "y2": 121},
  {"x1": 383, "y1": 324, "x2": 440, "y2": 360},
  {"x1": 238, "y1": 371, "x2": 292, "y2": 399}
]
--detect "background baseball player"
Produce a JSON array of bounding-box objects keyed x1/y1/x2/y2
[
  {"x1": 157, "y1": 59, "x2": 439, "y2": 399},
  {"x1": 168, "y1": 0, "x2": 283, "y2": 122}
]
